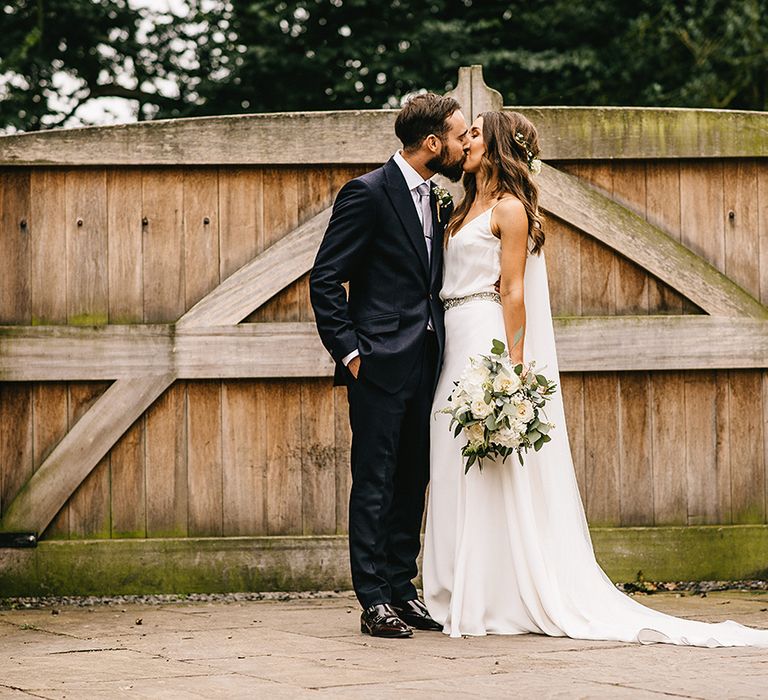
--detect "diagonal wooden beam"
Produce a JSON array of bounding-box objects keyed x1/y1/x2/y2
[
  {"x1": 0, "y1": 207, "x2": 333, "y2": 537},
  {"x1": 538, "y1": 164, "x2": 768, "y2": 320}
]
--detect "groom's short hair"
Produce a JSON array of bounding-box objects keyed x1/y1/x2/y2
[{"x1": 395, "y1": 93, "x2": 460, "y2": 152}]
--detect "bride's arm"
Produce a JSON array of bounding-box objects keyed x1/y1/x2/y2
[{"x1": 492, "y1": 199, "x2": 529, "y2": 366}]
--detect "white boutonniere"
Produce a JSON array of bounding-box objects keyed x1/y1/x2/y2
[{"x1": 433, "y1": 185, "x2": 453, "y2": 223}]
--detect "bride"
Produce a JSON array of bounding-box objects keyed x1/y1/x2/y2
[{"x1": 422, "y1": 109, "x2": 768, "y2": 647}]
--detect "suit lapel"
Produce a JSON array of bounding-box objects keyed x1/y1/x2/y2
[
  {"x1": 383, "y1": 158, "x2": 430, "y2": 278},
  {"x1": 429, "y1": 185, "x2": 447, "y2": 287}
]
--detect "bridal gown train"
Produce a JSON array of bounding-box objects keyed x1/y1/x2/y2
[{"x1": 423, "y1": 204, "x2": 768, "y2": 647}]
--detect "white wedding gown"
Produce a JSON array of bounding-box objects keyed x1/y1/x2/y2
[{"x1": 423, "y1": 205, "x2": 768, "y2": 647}]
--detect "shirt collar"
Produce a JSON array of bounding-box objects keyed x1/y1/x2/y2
[{"x1": 393, "y1": 150, "x2": 432, "y2": 192}]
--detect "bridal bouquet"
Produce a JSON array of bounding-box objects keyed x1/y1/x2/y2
[{"x1": 441, "y1": 339, "x2": 558, "y2": 473}]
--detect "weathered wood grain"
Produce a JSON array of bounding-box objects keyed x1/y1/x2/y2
[
  {"x1": 145, "y1": 382, "x2": 188, "y2": 537},
  {"x1": 0, "y1": 385, "x2": 33, "y2": 519},
  {"x1": 645, "y1": 161, "x2": 687, "y2": 314},
  {"x1": 178, "y1": 206, "x2": 331, "y2": 328},
  {"x1": 2, "y1": 107, "x2": 767, "y2": 166},
  {"x1": 540, "y1": 163, "x2": 768, "y2": 319},
  {"x1": 67, "y1": 383, "x2": 111, "y2": 538},
  {"x1": 218, "y1": 168, "x2": 263, "y2": 280},
  {"x1": 30, "y1": 169, "x2": 67, "y2": 325},
  {"x1": 729, "y1": 370, "x2": 765, "y2": 523},
  {"x1": 265, "y1": 380, "x2": 302, "y2": 535},
  {"x1": 0, "y1": 169, "x2": 31, "y2": 324},
  {"x1": 32, "y1": 384, "x2": 69, "y2": 538},
  {"x1": 650, "y1": 372, "x2": 687, "y2": 525},
  {"x1": 559, "y1": 374, "x2": 586, "y2": 504},
  {"x1": 222, "y1": 381, "x2": 266, "y2": 536},
  {"x1": 110, "y1": 415, "x2": 146, "y2": 538},
  {"x1": 2, "y1": 316, "x2": 766, "y2": 381},
  {"x1": 65, "y1": 169, "x2": 108, "y2": 326},
  {"x1": 187, "y1": 381, "x2": 223, "y2": 536},
  {"x1": 300, "y1": 379, "x2": 336, "y2": 535},
  {"x1": 0, "y1": 375, "x2": 173, "y2": 535},
  {"x1": 333, "y1": 385, "x2": 352, "y2": 534},
  {"x1": 184, "y1": 168, "x2": 220, "y2": 310},
  {"x1": 142, "y1": 170, "x2": 184, "y2": 322},
  {"x1": 107, "y1": 169, "x2": 143, "y2": 323}
]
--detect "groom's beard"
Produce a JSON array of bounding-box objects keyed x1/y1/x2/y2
[{"x1": 427, "y1": 149, "x2": 466, "y2": 183}]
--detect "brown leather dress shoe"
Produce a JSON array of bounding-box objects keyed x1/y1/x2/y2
[
  {"x1": 360, "y1": 603, "x2": 413, "y2": 638},
  {"x1": 391, "y1": 598, "x2": 443, "y2": 631}
]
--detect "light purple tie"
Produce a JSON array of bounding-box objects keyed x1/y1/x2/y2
[{"x1": 416, "y1": 182, "x2": 433, "y2": 265}]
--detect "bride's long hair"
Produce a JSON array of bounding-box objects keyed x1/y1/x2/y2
[{"x1": 446, "y1": 110, "x2": 545, "y2": 254}]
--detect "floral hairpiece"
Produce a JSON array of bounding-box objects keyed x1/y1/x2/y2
[{"x1": 513, "y1": 131, "x2": 542, "y2": 175}]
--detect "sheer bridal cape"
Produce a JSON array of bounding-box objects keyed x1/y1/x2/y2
[{"x1": 423, "y1": 206, "x2": 768, "y2": 647}]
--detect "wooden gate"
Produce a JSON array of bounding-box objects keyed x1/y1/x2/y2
[{"x1": 0, "y1": 66, "x2": 766, "y2": 595}]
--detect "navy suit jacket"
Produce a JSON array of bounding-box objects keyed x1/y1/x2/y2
[{"x1": 309, "y1": 157, "x2": 449, "y2": 394}]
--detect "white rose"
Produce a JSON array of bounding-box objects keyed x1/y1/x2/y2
[
  {"x1": 515, "y1": 400, "x2": 534, "y2": 423},
  {"x1": 492, "y1": 371, "x2": 521, "y2": 395},
  {"x1": 470, "y1": 398, "x2": 493, "y2": 419},
  {"x1": 491, "y1": 425, "x2": 522, "y2": 449},
  {"x1": 465, "y1": 422, "x2": 485, "y2": 447}
]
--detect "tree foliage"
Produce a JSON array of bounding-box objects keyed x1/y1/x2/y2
[{"x1": 1, "y1": 0, "x2": 765, "y2": 132}]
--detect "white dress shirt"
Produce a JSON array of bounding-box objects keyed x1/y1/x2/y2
[{"x1": 342, "y1": 152, "x2": 433, "y2": 366}]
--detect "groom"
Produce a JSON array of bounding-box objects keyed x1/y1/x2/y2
[{"x1": 310, "y1": 93, "x2": 469, "y2": 637}]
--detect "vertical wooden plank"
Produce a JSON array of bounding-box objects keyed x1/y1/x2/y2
[
  {"x1": 680, "y1": 161, "x2": 726, "y2": 525},
  {"x1": 0, "y1": 168, "x2": 31, "y2": 324},
  {"x1": 107, "y1": 169, "x2": 143, "y2": 324},
  {"x1": 265, "y1": 379, "x2": 303, "y2": 535},
  {"x1": 333, "y1": 385, "x2": 352, "y2": 534},
  {"x1": 33, "y1": 383, "x2": 69, "y2": 539},
  {"x1": 684, "y1": 372, "x2": 721, "y2": 524},
  {"x1": 28, "y1": 168, "x2": 70, "y2": 538},
  {"x1": 760, "y1": 162, "x2": 768, "y2": 523},
  {"x1": 297, "y1": 168, "x2": 333, "y2": 322},
  {"x1": 611, "y1": 161, "x2": 650, "y2": 315},
  {"x1": 251, "y1": 168, "x2": 300, "y2": 322},
  {"x1": 575, "y1": 163, "x2": 620, "y2": 527},
  {"x1": 650, "y1": 373, "x2": 688, "y2": 525},
  {"x1": 110, "y1": 416, "x2": 146, "y2": 538},
  {"x1": 145, "y1": 383, "x2": 188, "y2": 537},
  {"x1": 184, "y1": 169, "x2": 223, "y2": 536},
  {"x1": 618, "y1": 373, "x2": 654, "y2": 526},
  {"x1": 714, "y1": 370, "x2": 732, "y2": 524},
  {"x1": 142, "y1": 170, "x2": 185, "y2": 323},
  {"x1": 300, "y1": 379, "x2": 336, "y2": 535},
  {"x1": 0, "y1": 385, "x2": 33, "y2": 521},
  {"x1": 107, "y1": 168, "x2": 146, "y2": 538},
  {"x1": 679, "y1": 160, "x2": 725, "y2": 271},
  {"x1": 222, "y1": 381, "x2": 266, "y2": 535},
  {"x1": 728, "y1": 370, "x2": 765, "y2": 523},
  {"x1": 645, "y1": 161, "x2": 687, "y2": 314},
  {"x1": 583, "y1": 373, "x2": 621, "y2": 526},
  {"x1": 545, "y1": 220, "x2": 582, "y2": 317},
  {"x1": 612, "y1": 163, "x2": 653, "y2": 526},
  {"x1": 187, "y1": 381, "x2": 223, "y2": 536},
  {"x1": 68, "y1": 382, "x2": 111, "y2": 538},
  {"x1": 184, "y1": 167, "x2": 220, "y2": 309},
  {"x1": 649, "y1": 373, "x2": 687, "y2": 525},
  {"x1": 219, "y1": 167, "x2": 264, "y2": 279},
  {"x1": 65, "y1": 169, "x2": 111, "y2": 538},
  {"x1": 142, "y1": 169, "x2": 187, "y2": 537},
  {"x1": 723, "y1": 159, "x2": 760, "y2": 299},
  {"x1": 66, "y1": 169, "x2": 108, "y2": 326},
  {"x1": 30, "y1": 169, "x2": 67, "y2": 325},
  {"x1": 560, "y1": 374, "x2": 587, "y2": 504}
]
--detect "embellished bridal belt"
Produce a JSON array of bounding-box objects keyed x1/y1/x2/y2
[{"x1": 442, "y1": 291, "x2": 501, "y2": 310}]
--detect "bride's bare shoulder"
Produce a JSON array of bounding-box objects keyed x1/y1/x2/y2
[{"x1": 491, "y1": 197, "x2": 527, "y2": 239}]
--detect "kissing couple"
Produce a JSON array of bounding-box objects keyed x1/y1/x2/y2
[{"x1": 310, "y1": 93, "x2": 768, "y2": 647}]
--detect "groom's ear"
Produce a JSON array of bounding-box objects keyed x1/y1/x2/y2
[{"x1": 424, "y1": 134, "x2": 442, "y2": 154}]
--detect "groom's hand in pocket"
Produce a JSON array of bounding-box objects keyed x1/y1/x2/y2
[{"x1": 348, "y1": 356, "x2": 361, "y2": 379}]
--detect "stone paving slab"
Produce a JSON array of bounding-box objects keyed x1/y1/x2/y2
[{"x1": 0, "y1": 591, "x2": 766, "y2": 699}]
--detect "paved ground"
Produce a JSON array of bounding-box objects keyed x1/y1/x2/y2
[{"x1": 1, "y1": 591, "x2": 767, "y2": 699}]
